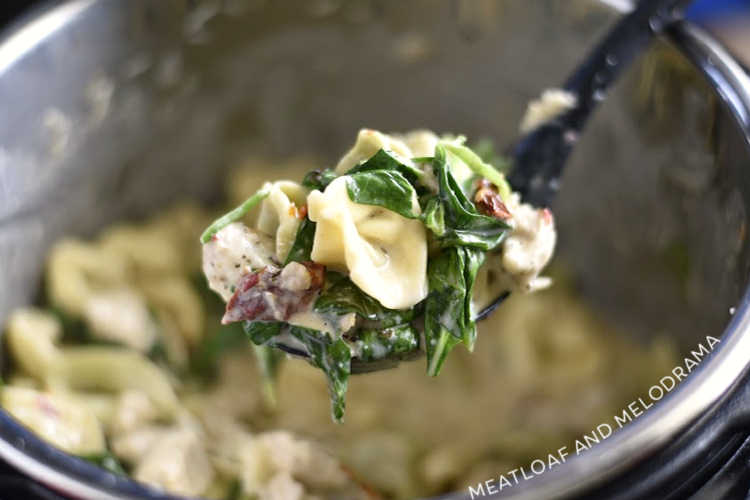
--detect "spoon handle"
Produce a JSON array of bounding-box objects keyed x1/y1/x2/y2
[
  {"x1": 564, "y1": 0, "x2": 695, "y2": 132},
  {"x1": 484, "y1": 0, "x2": 695, "y2": 322},
  {"x1": 507, "y1": 0, "x2": 694, "y2": 207}
]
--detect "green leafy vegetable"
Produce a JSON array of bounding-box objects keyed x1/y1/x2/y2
[
  {"x1": 146, "y1": 337, "x2": 170, "y2": 366},
  {"x1": 314, "y1": 272, "x2": 414, "y2": 327},
  {"x1": 424, "y1": 246, "x2": 485, "y2": 376},
  {"x1": 346, "y1": 148, "x2": 423, "y2": 182},
  {"x1": 224, "y1": 479, "x2": 242, "y2": 500},
  {"x1": 242, "y1": 321, "x2": 283, "y2": 345},
  {"x1": 287, "y1": 325, "x2": 351, "y2": 422},
  {"x1": 426, "y1": 145, "x2": 511, "y2": 250},
  {"x1": 421, "y1": 195, "x2": 446, "y2": 237},
  {"x1": 242, "y1": 321, "x2": 350, "y2": 422},
  {"x1": 252, "y1": 344, "x2": 284, "y2": 408},
  {"x1": 302, "y1": 169, "x2": 338, "y2": 191},
  {"x1": 196, "y1": 141, "x2": 520, "y2": 419},
  {"x1": 49, "y1": 307, "x2": 92, "y2": 344},
  {"x1": 356, "y1": 324, "x2": 419, "y2": 362},
  {"x1": 426, "y1": 329, "x2": 461, "y2": 379},
  {"x1": 284, "y1": 217, "x2": 316, "y2": 265},
  {"x1": 200, "y1": 186, "x2": 271, "y2": 243},
  {"x1": 79, "y1": 452, "x2": 127, "y2": 475},
  {"x1": 345, "y1": 170, "x2": 419, "y2": 219},
  {"x1": 441, "y1": 141, "x2": 512, "y2": 201},
  {"x1": 460, "y1": 247, "x2": 485, "y2": 351}
]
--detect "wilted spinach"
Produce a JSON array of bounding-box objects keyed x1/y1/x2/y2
[
  {"x1": 302, "y1": 169, "x2": 338, "y2": 191},
  {"x1": 356, "y1": 324, "x2": 419, "y2": 362},
  {"x1": 314, "y1": 272, "x2": 414, "y2": 327},
  {"x1": 441, "y1": 141, "x2": 512, "y2": 200},
  {"x1": 242, "y1": 320, "x2": 283, "y2": 345},
  {"x1": 79, "y1": 451, "x2": 127, "y2": 475},
  {"x1": 200, "y1": 186, "x2": 271, "y2": 243},
  {"x1": 284, "y1": 217, "x2": 316, "y2": 265},
  {"x1": 346, "y1": 148, "x2": 423, "y2": 183},
  {"x1": 424, "y1": 246, "x2": 484, "y2": 376},
  {"x1": 345, "y1": 170, "x2": 419, "y2": 219},
  {"x1": 423, "y1": 145, "x2": 511, "y2": 250},
  {"x1": 421, "y1": 195, "x2": 446, "y2": 237},
  {"x1": 242, "y1": 320, "x2": 350, "y2": 422},
  {"x1": 287, "y1": 325, "x2": 351, "y2": 422}
]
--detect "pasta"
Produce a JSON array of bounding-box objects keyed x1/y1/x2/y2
[
  {"x1": 6, "y1": 308, "x2": 179, "y2": 416},
  {"x1": 59, "y1": 348, "x2": 179, "y2": 415},
  {"x1": 5, "y1": 308, "x2": 62, "y2": 381},
  {"x1": 335, "y1": 128, "x2": 415, "y2": 174},
  {"x1": 83, "y1": 289, "x2": 158, "y2": 351},
  {"x1": 1, "y1": 386, "x2": 105, "y2": 455},
  {"x1": 256, "y1": 181, "x2": 309, "y2": 263},
  {"x1": 307, "y1": 175, "x2": 428, "y2": 310},
  {"x1": 0, "y1": 142, "x2": 678, "y2": 499}
]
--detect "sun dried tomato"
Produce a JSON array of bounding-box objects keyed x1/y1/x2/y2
[{"x1": 223, "y1": 261, "x2": 325, "y2": 324}]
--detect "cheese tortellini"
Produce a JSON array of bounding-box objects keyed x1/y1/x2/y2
[
  {"x1": 307, "y1": 176, "x2": 428, "y2": 310},
  {"x1": 335, "y1": 129, "x2": 415, "y2": 174},
  {"x1": 1, "y1": 386, "x2": 106, "y2": 455},
  {"x1": 5, "y1": 308, "x2": 179, "y2": 416},
  {"x1": 256, "y1": 181, "x2": 309, "y2": 263}
]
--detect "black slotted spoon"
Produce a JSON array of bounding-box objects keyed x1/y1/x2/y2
[{"x1": 277, "y1": 0, "x2": 695, "y2": 373}]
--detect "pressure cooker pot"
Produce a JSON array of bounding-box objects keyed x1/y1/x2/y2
[{"x1": 0, "y1": 1, "x2": 749, "y2": 499}]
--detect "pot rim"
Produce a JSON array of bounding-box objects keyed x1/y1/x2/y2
[{"x1": 0, "y1": 2, "x2": 748, "y2": 500}]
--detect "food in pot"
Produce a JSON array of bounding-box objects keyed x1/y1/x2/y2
[
  {"x1": 201, "y1": 130, "x2": 557, "y2": 421},
  {"x1": 0, "y1": 133, "x2": 676, "y2": 499}
]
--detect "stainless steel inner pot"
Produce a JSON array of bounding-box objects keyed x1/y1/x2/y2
[{"x1": 0, "y1": 1, "x2": 749, "y2": 499}]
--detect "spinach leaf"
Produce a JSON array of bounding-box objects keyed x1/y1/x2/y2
[
  {"x1": 224, "y1": 479, "x2": 242, "y2": 500},
  {"x1": 287, "y1": 325, "x2": 350, "y2": 423},
  {"x1": 314, "y1": 272, "x2": 414, "y2": 327},
  {"x1": 460, "y1": 247, "x2": 485, "y2": 351},
  {"x1": 252, "y1": 344, "x2": 284, "y2": 408},
  {"x1": 345, "y1": 170, "x2": 419, "y2": 219},
  {"x1": 200, "y1": 185, "x2": 271, "y2": 243},
  {"x1": 346, "y1": 148, "x2": 423, "y2": 183},
  {"x1": 426, "y1": 329, "x2": 462, "y2": 378},
  {"x1": 284, "y1": 217, "x2": 316, "y2": 265},
  {"x1": 421, "y1": 195, "x2": 446, "y2": 237},
  {"x1": 242, "y1": 321, "x2": 283, "y2": 345},
  {"x1": 146, "y1": 337, "x2": 170, "y2": 366},
  {"x1": 79, "y1": 452, "x2": 127, "y2": 475},
  {"x1": 49, "y1": 307, "x2": 93, "y2": 344},
  {"x1": 242, "y1": 320, "x2": 351, "y2": 422},
  {"x1": 441, "y1": 141, "x2": 512, "y2": 201},
  {"x1": 426, "y1": 145, "x2": 510, "y2": 250},
  {"x1": 302, "y1": 169, "x2": 338, "y2": 191},
  {"x1": 424, "y1": 246, "x2": 484, "y2": 376},
  {"x1": 356, "y1": 324, "x2": 419, "y2": 362}
]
